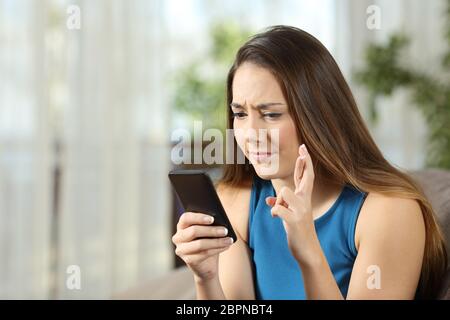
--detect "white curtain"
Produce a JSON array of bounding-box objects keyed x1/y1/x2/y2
[
  {"x1": 0, "y1": 0, "x2": 52, "y2": 298},
  {"x1": 0, "y1": 0, "x2": 172, "y2": 299},
  {"x1": 57, "y1": 0, "x2": 171, "y2": 299}
]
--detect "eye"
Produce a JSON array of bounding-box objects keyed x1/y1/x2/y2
[
  {"x1": 262, "y1": 113, "x2": 282, "y2": 119},
  {"x1": 232, "y1": 112, "x2": 247, "y2": 119}
]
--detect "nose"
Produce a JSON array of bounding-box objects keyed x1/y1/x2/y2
[{"x1": 241, "y1": 113, "x2": 269, "y2": 149}]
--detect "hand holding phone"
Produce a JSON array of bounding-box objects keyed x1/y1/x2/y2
[{"x1": 169, "y1": 170, "x2": 237, "y2": 281}]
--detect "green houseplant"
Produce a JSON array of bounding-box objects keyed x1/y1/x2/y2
[
  {"x1": 173, "y1": 23, "x2": 253, "y2": 133},
  {"x1": 355, "y1": 0, "x2": 450, "y2": 169}
]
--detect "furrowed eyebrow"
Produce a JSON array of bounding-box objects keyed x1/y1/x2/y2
[{"x1": 230, "y1": 102, "x2": 284, "y2": 110}]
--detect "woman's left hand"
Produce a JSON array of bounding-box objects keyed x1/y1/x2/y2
[{"x1": 265, "y1": 144, "x2": 322, "y2": 267}]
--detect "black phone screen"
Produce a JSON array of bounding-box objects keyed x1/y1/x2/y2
[{"x1": 168, "y1": 170, "x2": 237, "y2": 243}]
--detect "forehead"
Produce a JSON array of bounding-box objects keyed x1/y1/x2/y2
[{"x1": 232, "y1": 62, "x2": 285, "y2": 103}]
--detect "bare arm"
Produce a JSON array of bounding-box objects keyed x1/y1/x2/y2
[
  {"x1": 346, "y1": 194, "x2": 425, "y2": 299},
  {"x1": 218, "y1": 232, "x2": 256, "y2": 299},
  {"x1": 196, "y1": 183, "x2": 255, "y2": 300},
  {"x1": 298, "y1": 238, "x2": 344, "y2": 299},
  {"x1": 195, "y1": 276, "x2": 226, "y2": 300}
]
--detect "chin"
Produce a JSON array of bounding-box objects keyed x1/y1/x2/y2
[{"x1": 252, "y1": 163, "x2": 283, "y2": 180}]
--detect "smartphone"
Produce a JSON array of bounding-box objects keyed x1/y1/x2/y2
[{"x1": 168, "y1": 170, "x2": 237, "y2": 243}]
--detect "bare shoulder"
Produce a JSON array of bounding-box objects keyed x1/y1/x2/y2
[
  {"x1": 355, "y1": 191, "x2": 425, "y2": 251},
  {"x1": 216, "y1": 180, "x2": 252, "y2": 243},
  {"x1": 348, "y1": 192, "x2": 426, "y2": 299}
]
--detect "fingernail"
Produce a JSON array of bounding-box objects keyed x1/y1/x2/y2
[
  {"x1": 217, "y1": 228, "x2": 228, "y2": 236},
  {"x1": 204, "y1": 216, "x2": 214, "y2": 223},
  {"x1": 223, "y1": 237, "x2": 234, "y2": 244}
]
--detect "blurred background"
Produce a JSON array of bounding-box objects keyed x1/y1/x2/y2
[{"x1": 0, "y1": 0, "x2": 449, "y2": 298}]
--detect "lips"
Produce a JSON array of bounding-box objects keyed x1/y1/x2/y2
[
  {"x1": 248, "y1": 151, "x2": 274, "y2": 162},
  {"x1": 249, "y1": 151, "x2": 272, "y2": 156}
]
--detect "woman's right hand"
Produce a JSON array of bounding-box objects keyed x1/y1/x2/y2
[{"x1": 172, "y1": 212, "x2": 234, "y2": 282}]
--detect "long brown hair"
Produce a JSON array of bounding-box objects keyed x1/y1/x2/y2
[{"x1": 220, "y1": 25, "x2": 448, "y2": 299}]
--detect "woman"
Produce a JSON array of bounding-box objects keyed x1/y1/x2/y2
[{"x1": 171, "y1": 26, "x2": 448, "y2": 299}]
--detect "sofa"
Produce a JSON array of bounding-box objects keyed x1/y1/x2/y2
[{"x1": 116, "y1": 169, "x2": 450, "y2": 300}]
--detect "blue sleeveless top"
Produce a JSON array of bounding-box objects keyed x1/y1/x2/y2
[{"x1": 248, "y1": 176, "x2": 368, "y2": 300}]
